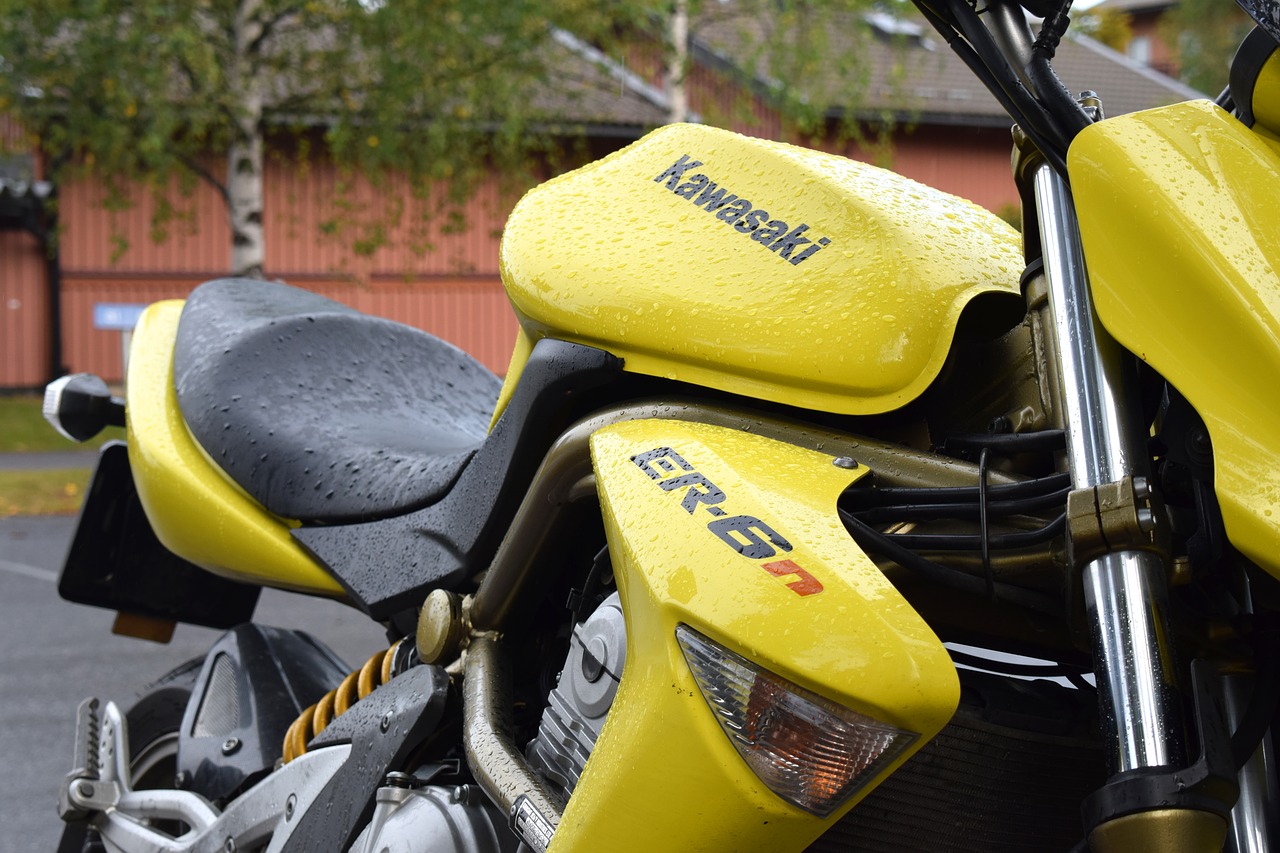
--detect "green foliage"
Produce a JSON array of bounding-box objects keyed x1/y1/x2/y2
[
  {"x1": 0, "y1": 0, "x2": 887, "y2": 265},
  {"x1": 1075, "y1": 8, "x2": 1134, "y2": 53},
  {"x1": 0, "y1": 394, "x2": 122, "y2": 453},
  {"x1": 1159, "y1": 0, "x2": 1253, "y2": 95},
  {"x1": 0, "y1": 1, "x2": 599, "y2": 235},
  {"x1": 645, "y1": 0, "x2": 901, "y2": 140},
  {"x1": 995, "y1": 203, "x2": 1021, "y2": 232}
]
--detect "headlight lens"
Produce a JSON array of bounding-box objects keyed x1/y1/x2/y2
[{"x1": 676, "y1": 624, "x2": 917, "y2": 817}]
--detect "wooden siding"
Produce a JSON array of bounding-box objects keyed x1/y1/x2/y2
[
  {"x1": 58, "y1": 154, "x2": 518, "y2": 281},
  {"x1": 52, "y1": 154, "x2": 528, "y2": 384},
  {"x1": 263, "y1": 153, "x2": 513, "y2": 280},
  {"x1": 0, "y1": 230, "x2": 50, "y2": 389},
  {"x1": 850, "y1": 125, "x2": 1018, "y2": 214},
  {"x1": 59, "y1": 171, "x2": 232, "y2": 275},
  {"x1": 60, "y1": 275, "x2": 517, "y2": 385}
]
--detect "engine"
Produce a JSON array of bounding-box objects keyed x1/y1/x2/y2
[
  {"x1": 348, "y1": 781, "x2": 518, "y2": 853},
  {"x1": 526, "y1": 592, "x2": 626, "y2": 801},
  {"x1": 350, "y1": 594, "x2": 625, "y2": 853}
]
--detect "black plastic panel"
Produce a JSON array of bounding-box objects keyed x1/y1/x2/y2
[
  {"x1": 282, "y1": 664, "x2": 450, "y2": 852},
  {"x1": 293, "y1": 338, "x2": 623, "y2": 620},
  {"x1": 59, "y1": 442, "x2": 260, "y2": 630},
  {"x1": 174, "y1": 278, "x2": 501, "y2": 523},
  {"x1": 177, "y1": 625, "x2": 350, "y2": 803}
]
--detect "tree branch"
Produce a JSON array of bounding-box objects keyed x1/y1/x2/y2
[
  {"x1": 177, "y1": 152, "x2": 230, "y2": 204},
  {"x1": 248, "y1": 3, "x2": 306, "y2": 55}
]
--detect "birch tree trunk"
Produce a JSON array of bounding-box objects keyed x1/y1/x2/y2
[
  {"x1": 667, "y1": 0, "x2": 689, "y2": 124},
  {"x1": 228, "y1": 0, "x2": 266, "y2": 280}
]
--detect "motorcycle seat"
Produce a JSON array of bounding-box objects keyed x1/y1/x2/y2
[{"x1": 172, "y1": 278, "x2": 502, "y2": 523}]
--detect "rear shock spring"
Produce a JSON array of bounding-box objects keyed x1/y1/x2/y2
[{"x1": 282, "y1": 639, "x2": 406, "y2": 763}]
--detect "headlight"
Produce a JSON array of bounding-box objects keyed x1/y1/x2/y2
[{"x1": 676, "y1": 624, "x2": 917, "y2": 817}]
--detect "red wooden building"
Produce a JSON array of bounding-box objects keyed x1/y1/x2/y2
[{"x1": 1, "y1": 13, "x2": 1198, "y2": 390}]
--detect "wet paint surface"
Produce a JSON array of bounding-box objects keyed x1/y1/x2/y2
[
  {"x1": 555, "y1": 418, "x2": 959, "y2": 852},
  {"x1": 1072, "y1": 100, "x2": 1280, "y2": 576},
  {"x1": 501, "y1": 123, "x2": 1023, "y2": 416}
]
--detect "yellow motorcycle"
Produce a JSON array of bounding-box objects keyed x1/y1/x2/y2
[{"x1": 45, "y1": 0, "x2": 1280, "y2": 850}]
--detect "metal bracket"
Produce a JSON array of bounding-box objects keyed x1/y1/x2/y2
[
  {"x1": 1066, "y1": 476, "x2": 1169, "y2": 569},
  {"x1": 1083, "y1": 660, "x2": 1240, "y2": 835}
]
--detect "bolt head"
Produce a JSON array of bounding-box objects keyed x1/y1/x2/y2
[
  {"x1": 383, "y1": 771, "x2": 415, "y2": 789},
  {"x1": 1137, "y1": 508, "x2": 1157, "y2": 534},
  {"x1": 581, "y1": 637, "x2": 609, "y2": 683},
  {"x1": 221, "y1": 736, "x2": 242, "y2": 755},
  {"x1": 285, "y1": 793, "x2": 297, "y2": 820},
  {"x1": 380, "y1": 712, "x2": 393, "y2": 733},
  {"x1": 1132, "y1": 476, "x2": 1151, "y2": 501},
  {"x1": 75, "y1": 780, "x2": 95, "y2": 798},
  {"x1": 833, "y1": 456, "x2": 859, "y2": 470}
]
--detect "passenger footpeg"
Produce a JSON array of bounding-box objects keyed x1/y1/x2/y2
[{"x1": 57, "y1": 697, "x2": 127, "y2": 821}]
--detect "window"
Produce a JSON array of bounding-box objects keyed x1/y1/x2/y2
[{"x1": 1128, "y1": 35, "x2": 1152, "y2": 66}]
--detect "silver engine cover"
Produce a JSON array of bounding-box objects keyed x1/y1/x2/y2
[
  {"x1": 349, "y1": 784, "x2": 517, "y2": 853},
  {"x1": 526, "y1": 592, "x2": 626, "y2": 798}
]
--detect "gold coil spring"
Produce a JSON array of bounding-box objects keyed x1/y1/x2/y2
[{"x1": 282, "y1": 640, "x2": 403, "y2": 764}]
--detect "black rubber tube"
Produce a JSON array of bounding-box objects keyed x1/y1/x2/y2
[{"x1": 841, "y1": 511, "x2": 1061, "y2": 615}]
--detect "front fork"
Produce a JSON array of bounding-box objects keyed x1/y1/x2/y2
[{"x1": 1033, "y1": 165, "x2": 1265, "y2": 850}]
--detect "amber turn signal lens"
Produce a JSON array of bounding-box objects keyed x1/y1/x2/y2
[{"x1": 676, "y1": 624, "x2": 917, "y2": 817}]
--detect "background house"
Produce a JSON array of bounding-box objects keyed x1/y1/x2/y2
[
  {"x1": 1095, "y1": 0, "x2": 1181, "y2": 76},
  {"x1": 1090, "y1": 0, "x2": 1252, "y2": 93},
  {"x1": 1, "y1": 10, "x2": 1200, "y2": 391}
]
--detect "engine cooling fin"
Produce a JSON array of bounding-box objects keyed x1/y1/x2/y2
[{"x1": 808, "y1": 671, "x2": 1104, "y2": 853}]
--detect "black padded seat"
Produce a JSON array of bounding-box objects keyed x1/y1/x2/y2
[{"x1": 173, "y1": 279, "x2": 502, "y2": 523}]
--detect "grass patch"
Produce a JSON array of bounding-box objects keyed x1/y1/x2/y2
[
  {"x1": 0, "y1": 468, "x2": 92, "y2": 516},
  {"x1": 0, "y1": 394, "x2": 124, "y2": 453}
]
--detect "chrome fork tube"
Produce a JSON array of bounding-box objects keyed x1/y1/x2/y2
[
  {"x1": 1034, "y1": 164, "x2": 1186, "y2": 773},
  {"x1": 1222, "y1": 673, "x2": 1279, "y2": 852}
]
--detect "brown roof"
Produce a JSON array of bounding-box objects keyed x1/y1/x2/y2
[
  {"x1": 527, "y1": 29, "x2": 669, "y2": 131},
  {"x1": 693, "y1": 8, "x2": 1202, "y2": 128},
  {"x1": 262, "y1": 24, "x2": 670, "y2": 135},
  {"x1": 264, "y1": 9, "x2": 1203, "y2": 137}
]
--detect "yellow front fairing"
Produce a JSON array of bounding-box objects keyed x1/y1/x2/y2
[
  {"x1": 126, "y1": 302, "x2": 344, "y2": 595},
  {"x1": 553, "y1": 420, "x2": 958, "y2": 852},
  {"x1": 1070, "y1": 100, "x2": 1280, "y2": 577},
  {"x1": 499, "y1": 123, "x2": 1023, "y2": 418}
]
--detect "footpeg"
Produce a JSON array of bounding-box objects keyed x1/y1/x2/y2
[{"x1": 57, "y1": 697, "x2": 127, "y2": 821}]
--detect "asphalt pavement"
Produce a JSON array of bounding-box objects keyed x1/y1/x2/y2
[{"x1": 0, "y1": 515, "x2": 389, "y2": 853}]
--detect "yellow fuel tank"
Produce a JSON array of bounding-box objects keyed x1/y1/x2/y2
[{"x1": 499, "y1": 123, "x2": 1023, "y2": 416}]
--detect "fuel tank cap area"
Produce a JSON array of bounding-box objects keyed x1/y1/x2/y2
[{"x1": 500, "y1": 123, "x2": 1024, "y2": 416}]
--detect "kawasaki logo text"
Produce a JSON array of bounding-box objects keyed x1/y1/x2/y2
[{"x1": 653, "y1": 154, "x2": 831, "y2": 266}]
